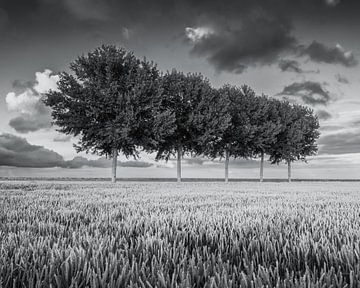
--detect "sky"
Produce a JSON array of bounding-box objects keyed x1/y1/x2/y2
[{"x1": 0, "y1": 0, "x2": 359, "y2": 179}]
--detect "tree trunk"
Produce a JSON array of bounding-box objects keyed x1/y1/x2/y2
[
  {"x1": 111, "y1": 148, "x2": 117, "y2": 183},
  {"x1": 260, "y1": 152, "x2": 264, "y2": 182},
  {"x1": 287, "y1": 160, "x2": 291, "y2": 183},
  {"x1": 177, "y1": 145, "x2": 182, "y2": 183},
  {"x1": 225, "y1": 149, "x2": 229, "y2": 183}
]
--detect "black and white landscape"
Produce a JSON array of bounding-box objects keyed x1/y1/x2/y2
[{"x1": 0, "y1": 0, "x2": 360, "y2": 287}]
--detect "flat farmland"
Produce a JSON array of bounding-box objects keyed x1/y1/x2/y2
[{"x1": 1, "y1": 181, "x2": 360, "y2": 287}]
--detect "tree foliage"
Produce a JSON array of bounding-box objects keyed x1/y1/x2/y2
[
  {"x1": 199, "y1": 84, "x2": 258, "y2": 160},
  {"x1": 44, "y1": 45, "x2": 174, "y2": 159},
  {"x1": 153, "y1": 70, "x2": 213, "y2": 160},
  {"x1": 268, "y1": 102, "x2": 320, "y2": 164}
]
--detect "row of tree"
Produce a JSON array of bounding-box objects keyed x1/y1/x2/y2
[{"x1": 44, "y1": 45, "x2": 320, "y2": 183}]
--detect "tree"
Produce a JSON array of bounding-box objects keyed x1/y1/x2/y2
[
  {"x1": 247, "y1": 97, "x2": 282, "y2": 182},
  {"x1": 269, "y1": 102, "x2": 320, "y2": 182},
  {"x1": 153, "y1": 70, "x2": 213, "y2": 182},
  {"x1": 198, "y1": 84, "x2": 257, "y2": 182},
  {"x1": 44, "y1": 45, "x2": 173, "y2": 183}
]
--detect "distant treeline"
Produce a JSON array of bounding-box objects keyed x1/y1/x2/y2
[{"x1": 44, "y1": 45, "x2": 320, "y2": 183}]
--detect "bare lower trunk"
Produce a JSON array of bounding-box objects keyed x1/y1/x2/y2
[
  {"x1": 287, "y1": 160, "x2": 291, "y2": 183},
  {"x1": 225, "y1": 149, "x2": 229, "y2": 183},
  {"x1": 260, "y1": 152, "x2": 264, "y2": 182},
  {"x1": 111, "y1": 148, "x2": 117, "y2": 183},
  {"x1": 177, "y1": 145, "x2": 182, "y2": 183}
]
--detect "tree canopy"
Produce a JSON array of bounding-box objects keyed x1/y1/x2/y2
[
  {"x1": 44, "y1": 44, "x2": 320, "y2": 182},
  {"x1": 44, "y1": 45, "x2": 173, "y2": 159},
  {"x1": 153, "y1": 70, "x2": 213, "y2": 161}
]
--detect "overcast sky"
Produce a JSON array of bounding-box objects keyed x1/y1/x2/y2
[{"x1": 0, "y1": 0, "x2": 359, "y2": 178}]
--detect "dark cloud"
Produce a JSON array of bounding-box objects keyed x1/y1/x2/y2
[
  {"x1": 278, "y1": 59, "x2": 319, "y2": 74},
  {"x1": 335, "y1": 73, "x2": 349, "y2": 84},
  {"x1": 8, "y1": 102, "x2": 52, "y2": 133},
  {"x1": 318, "y1": 131, "x2": 360, "y2": 154},
  {"x1": 316, "y1": 110, "x2": 332, "y2": 120},
  {"x1": 277, "y1": 81, "x2": 331, "y2": 106},
  {"x1": 187, "y1": 14, "x2": 297, "y2": 73},
  {"x1": 0, "y1": 134, "x2": 153, "y2": 168},
  {"x1": 278, "y1": 59, "x2": 303, "y2": 73},
  {"x1": 1, "y1": 0, "x2": 359, "y2": 77},
  {"x1": 300, "y1": 41, "x2": 358, "y2": 67},
  {"x1": 0, "y1": 133, "x2": 64, "y2": 168}
]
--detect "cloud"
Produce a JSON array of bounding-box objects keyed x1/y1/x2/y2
[
  {"x1": 300, "y1": 41, "x2": 358, "y2": 67},
  {"x1": 318, "y1": 131, "x2": 360, "y2": 155},
  {"x1": 9, "y1": 113, "x2": 52, "y2": 133},
  {"x1": 278, "y1": 59, "x2": 319, "y2": 74},
  {"x1": 316, "y1": 110, "x2": 332, "y2": 120},
  {"x1": 185, "y1": 27, "x2": 214, "y2": 42},
  {"x1": 33, "y1": 70, "x2": 59, "y2": 93},
  {"x1": 276, "y1": 81, "x2": 331, "y2": 106},
  {"x1": 53, "y1": 134, "x2": 72, "y2": 142},
  {"x1": 0, "y1": 133, "x2": 65, "y2": 168},
  {"x1": 335, "y1": 73, "x2": 349, "y2": 84},
  {"x1": 187, "y1": 14, "x2": 297, "y2": 73},
  {"x1": 182, "y1": 2, "x2": 357, "y2": 73},
  {"x1": 0, "y1": 134, "x2": 154, "y2": 168},
  {"x1": 278, "y1": 59, "x2": 303, "y2": 73},
  {"x1": 5, "y1": 70, "x2": 59, "y2": 133}
]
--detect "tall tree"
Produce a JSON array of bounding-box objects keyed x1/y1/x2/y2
[
  {"x1": 198, "y1": 84, "x2": 257, "y2": 182},
  {"x1": 153, "y1": 70, "x2": 213, "y2": 182},
  {"x1": 269, "y1": 102, "x2": 320, "y2": 182},
  {"x1": 247, "y1": 97, "x2": 282, "y2": 182},
  {"x1": 44, "y1": 45, "x2": 173, "y2": 183}
]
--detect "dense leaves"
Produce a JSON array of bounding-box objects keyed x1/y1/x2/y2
[
  {"x1": 268, "y1": 102, "x2": 320, "y2": 164},
  {"x1": 199, "y1": 85, "x2": 257, "y2": 160},
  {"x1": 153, "y1": 70, "x2": 214, "y2": 161},
  {"x1": 44, "y1": 45, "x2": 174, "y2": 159}
]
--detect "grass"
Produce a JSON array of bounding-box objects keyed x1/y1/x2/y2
[{"x1": 0, "y1": 181, "x2": 359, "y2": 287}]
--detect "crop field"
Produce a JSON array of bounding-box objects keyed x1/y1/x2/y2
[{"x1": 1, "y1": 181, "x2": 360, "y2": 287}]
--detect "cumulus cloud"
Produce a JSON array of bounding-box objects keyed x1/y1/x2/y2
[
  {"x1": 316, "y1": 110, "x2": 332, "y2": 120},
  {"x1": 318, "y1": 131, "x2": 360, "y2": 155},
  {"x1": 276, "y1": 81, "x2": 331, "y2": 106},
  {"x1": 335, "y1": 73, "x2": 349, "y2": 84},
  {"x1": 300, "y1": 41, "x2": 358, "y2": 67},
  {"x1": 185, "y1": 27, "x2": 214, "y2": 42},
  {"x1": 5, "y1": 69, "x2": 59, "y2": 133}
]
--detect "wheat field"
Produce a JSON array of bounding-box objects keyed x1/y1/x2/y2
[{"x1": 1, "y1": 181, "x2": 360, "y2": 287}]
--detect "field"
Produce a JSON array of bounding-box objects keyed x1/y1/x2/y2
[{"x1": 1, "y1": 181, "x2": 360, "y2": 287}]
